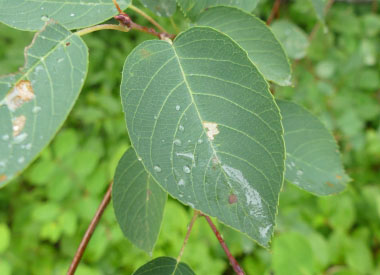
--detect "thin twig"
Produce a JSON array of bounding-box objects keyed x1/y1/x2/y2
[
  {"x1": 267, "y1": 0, "x2": 282, "y2": 25},
  {"x1": 67, "y1": 181, "x2": 113, "y2": 275},
  {"x1": 177, "y1": 211, "x2": 200, "y2": 263},
  {"x1": 203, "y1": 215, "x2": 245, "y2": 275},
  {"x1": 114, "y1": 13, "x2": 175, "y2": 40},
  {"x1": 129, "y1": 5, "x2": 168, "y2": 33},
  {"x1": 309, "y1": 0, "x2": 335, "y2": 41},
  {"x1": 75, "y1": 24, "x2": 130, "y2": 36}
]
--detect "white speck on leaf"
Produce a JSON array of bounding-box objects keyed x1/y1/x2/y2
[
  {"x1": 259, "y1": 224, "x2": 272, "y2": 238},
  {"x1": 175, "y1": 105, "x2": 180, "y2": 111},
  {"x1": 32, "y1": 106, "x2": 42, "y2": 114},
  {"x1": 179, "y1": 125, "x2": 184, "y2": 131},
  {"x1": 14, "y1": 133, "x2": 28, "y2": 144},
  {"x1": 18, "y1": 157, "x2": 25, "y2": 164},
  {"x1": 183, "y1": 165, "x2": 191, "y2": 174},
  {"x1": 153, "y1": 165, "x2": 162, "y2": 173},
  {"x1": 296, "y1": 170, "x2": 303, "y2": 176},
  {"x1": 178, "y1": 179, "x2": 185, "y2": 186},
  {"x1": 176, "y1": 152, "x2": 194, "y2": 162},
  {"x1": 203, "y1": 121, "x2": 219, "y2": 140},
  {"x1": 173, "y1": 139, "x2": 182, "y2": 146}
]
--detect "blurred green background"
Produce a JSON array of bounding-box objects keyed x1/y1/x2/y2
[{"x1": 0, "y1": 0, "x2": 379, "y2": 274}]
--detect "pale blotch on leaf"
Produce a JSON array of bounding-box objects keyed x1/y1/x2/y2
[
  {"x1": 12, "y1": 115, "x2": 26, "y2": 137},
  {"x1": 2, "y1": 80, "x2": 34, "y2": 112},
  {"x1": 203, "y1": 121, "x2": 219, "y2": 140}
]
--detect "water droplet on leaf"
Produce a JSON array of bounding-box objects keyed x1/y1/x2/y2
[{"x1": 153, "y1": 165, "x2": 162, "y2": 172}]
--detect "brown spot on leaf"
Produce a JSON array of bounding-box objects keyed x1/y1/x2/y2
[
  {"x1": 3, "y1": 80, "x2": 34, "y2": 111},
  {"x1": 0, "y1": 174, "x2": 6, "y2": 182},
  {"x1": 66, "y1": 42, "x2": 71, "y2": 46},
  {"x1": 203, "y1": 122, "x2": 219, "y2": 140},
  {"x1": 336, "y1": 175, "x2": 342, "y2": 180},
  {"x1": 140, "y1": 49, "x2": 151, "y2": 58},
  {"x1": 229, "y1": 194, "x2": 237, "y2": 204},
  {"x1": 12, "y1": 115, "x2": 26, "y2": 136},
  {"x1": 326, "y1": 181, "x2": 334, "y2": 187},
  {"x1": 146, "y1": 189, "x2": 152, "y2": 201}
]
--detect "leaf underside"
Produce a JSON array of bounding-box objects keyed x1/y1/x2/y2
[
  {"x1": 197, "y1": 6, "x2": 291, "y2": 86},
  {"x1": 277, "y1": 100, "x2": 348, "y2": 196},
  {"x1": 177, "y1": 0, "x2": 259, "y2": 21},
  {"x1": 132, "y1": 257, "x2": 195, "y2": 275},
  {"x1": 121, "y1": 26, "x2": 285, "y2": 247},
  {"x1": 0, "y1": 21, "x2": 88, "y2": 187},
  {"x1": 0, "y1": 0, "x2": 130, "y2": 31},
  {"x1": 113, "y1": 147, "x2": 167, "y2": 253}
]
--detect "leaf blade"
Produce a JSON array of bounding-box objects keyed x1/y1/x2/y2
[
  {"x1": 0, "y1": 0, "x2": 130, "y2": 31},
  {"x1": 197, "y1": 6, "x2": 291, "y2": 86},
  {"x1": 0, "y1": 21, "x2": 88, "y2": 187},
  {"x1": 277, "y1": 100, "x2": 349, "y2": 195},
  {"x1": 121, "y1": 27, "x2": 285, "y2": 247},
  {"x1": 132, "y1": 257, "x2": 195, "y2": 275},
  {"x1": 177, "y1": 0, "x2": 259, "y2": 21},
  {"x1": 140, "y1": 0, "x2": 177, "y2": 17},
  {"x1": 113, "y1": 147, "x2": 167, "y2": 253}
]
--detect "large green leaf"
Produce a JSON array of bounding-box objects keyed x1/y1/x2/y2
[
  {"x1": 121, "y1": 26, "x2": 285, "y2": 247},
  {"x1": 177, "y1": 0, "x2": 259, "y2": 21},
  {"x1": 271, "y1": 20, "x2": 309, "y2": 60},
  {"x1": 277, "y1": 100, "x2": 348, "y2": 195},
  {"x1": 140, "y1": 0, "x2": 177, "y2": 17},
  {"x1": 113, "y1": 147, "x2": 167, "y2": 253},
  {"x1": 197, "y1": 7, "x2": 291, "y2": 86},
  {"x1": 0, "y1": 0, "x2": 130, "y2": 31},
  {"x1": 0, "y1": 21, "x2": 88, "y2": 187},
  {"x1": 133, "y1": 257, "x2": 195, "y2": 275}
]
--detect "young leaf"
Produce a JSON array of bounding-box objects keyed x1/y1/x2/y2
[
  {"x1": 140, "y1": 0, "x2": 177, "y2": 17},
  {"x1": 277, "y1": 100, "x2": 349, "y2": 195},
  {"x1": 113, "y1": 147, "x2": 167, "y2": 253},
  {"x1": 132, "y1": 257, "x2": 194, "y2": 275},
  {"x1": 177, "y1": 0, "x2": 259, "y2": 21},
  {"x1": 0, "y1": 0, "x2": 130, "y2": 31},
  {"x1": 0, "y1": 21, "x2": 88, "y2": 187},
  {"x1": 197, "y1": 7, "x2": 291, "y2": 86},
  {"x1": 121, "y1": 27, "x2": 285, "y2": 247},
  {"x1": 271, "y1": 20, "x2": 309, "y2": 60}
]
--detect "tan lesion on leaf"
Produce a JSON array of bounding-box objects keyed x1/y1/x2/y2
[
  {"x1": 0, "y1": 174, "x2": 6, "y2": 183},
  {"x1": 228, "y1": 194, "x2": 237, "y2": 204},
  {"x1": 2, "y1": 80, "x2": 34, "y2": 112},
  {"x1": 12, "y1": 115, "x2": 26, "y2": 137},
  {"x1": 203, "y1": 121, "x2": 219, "y2": 141}
]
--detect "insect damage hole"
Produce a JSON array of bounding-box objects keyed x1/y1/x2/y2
[
  {"x1": 2, "y1": 80, "x2": 35, "y2": 111},
  {"x1": 203, "y1": 122, "x2": 219, "y2": 141}
]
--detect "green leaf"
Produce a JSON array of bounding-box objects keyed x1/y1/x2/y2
[
  {"x1": 272, "y1": 232, "x2": 315, "y2": 275},
  {"x1": 132, "y1": 257, "x2": 195, "y2": 275},
  {"x1": 197, "y1": 7, "x2": 291, "y2": 86},
  {"x1": 121, "y1": 26, "x2": 285, "y2": 247},
  {"x1": 0, "y1": 0, "x2": 130, "y2": 31},
  {"x1": 0, "y1": 21, "x2": 88, "y2": 187},
  {"x1": 177, "y1": 0, "x2": 259, "y2": 21},
  {"x1": 140, "y1": 0, "x2": 177, "y2": 17},
  {"x1": 113, "y1": 147, "x2": 167, "y2": 253},
  {"x1": 271, "y1": 20, "x2": 309, "y2": 60},
  {"x1": 277, "y1": 100, "x2": 349, "y2": 195},
  {"x1": 309, "y1": 0, "x2": 326, "y2": 22}
]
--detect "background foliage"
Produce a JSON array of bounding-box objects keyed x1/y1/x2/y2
[{"x1": 0, "y1": 0, "x2": 379, "y2": 274}]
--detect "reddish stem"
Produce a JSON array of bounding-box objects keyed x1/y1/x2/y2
[
  {"x1": 114, "y1": 13, "x2": 175, "y2": 40},
  {"x1": 203, "y1": 215, "x2": 245, "y2": 275},
  {"x1": 267, "y1": 0, "x2": 282, "y2": 25},
  {"x1": 177, "y1": 211, "x2": 199, "y2": 263},
  {"x1": 67, "y1": 182, "x2": 113, "y2": 275}
]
